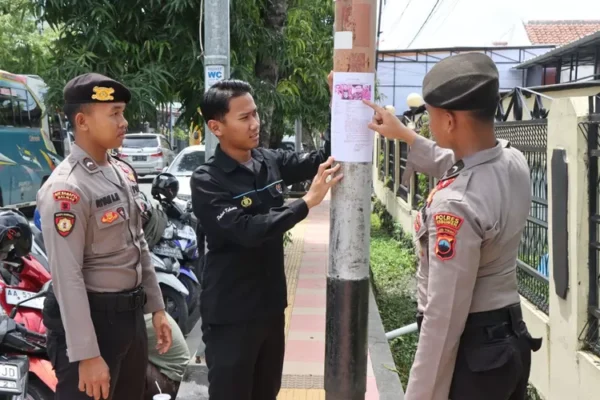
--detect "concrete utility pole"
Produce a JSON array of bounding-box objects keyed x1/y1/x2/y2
[
  {"x1": 203, "y1": 0, "x2": 231, "y2": 160},
  {"x1": 325, "y1": 1, "x2": 377, "y2": 399}
]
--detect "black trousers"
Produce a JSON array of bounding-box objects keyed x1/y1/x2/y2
[
  {"x1": 202, "y1": 314, "x2": 285, "y2": 400},
  {"x1": 417, "y1": 304, "x2": 540, "y2": 400},
  {"x1": 44, "y1": 291, "x2": 148, "y2": 400},
  {"x1": 448, "y1": 333, "x2": 531, "y2": 400}
]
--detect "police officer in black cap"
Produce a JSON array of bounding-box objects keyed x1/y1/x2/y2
[
  {"x1": 365, "y1": 53, "x2": 542, "y2": 400},
  {"x1": 38, "y1": 73, "x2": 172, "y2": 400}
]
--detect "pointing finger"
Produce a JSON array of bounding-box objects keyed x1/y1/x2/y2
[{"x1": 362, "y1": 100, "x2": 385, "y2": 113}]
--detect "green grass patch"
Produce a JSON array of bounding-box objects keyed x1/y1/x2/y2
[{"x1": 370, "y1": 201, "x2": 419, "y2": 387}]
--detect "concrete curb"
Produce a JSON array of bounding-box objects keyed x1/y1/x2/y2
[{"x1": 368, "y1": 285, "x2": 405, "y2": 400}]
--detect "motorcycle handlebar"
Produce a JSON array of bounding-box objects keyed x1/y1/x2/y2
[{"x1": 14, "y1": 323, "x2": 46, "y2": 343}]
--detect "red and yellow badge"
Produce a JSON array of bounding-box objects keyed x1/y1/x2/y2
[
  {"x1": 54, "y1": 212, "x2": 76, "y2": 237},
  {"x1": 433, "y1": 212, "x2": 463, "y2": 261},
  {"x1": 53, "y1": 190, "x2": 80, "y2": 204},
  {"x1": 414, "y1": 212, "x2": 422, "y2": 233},
  {"x1": 118, "y1": 164, "x2": 136, "y2": 182},
  {"x1": 425, "y1": 178, "x2": 456, "y2": 208},
  {"x1": 126, "y1": 172, "x2": 136, "y2": 182},
  {"x1": 101, "y1": 211, "x2": 119, "y2": 224}
]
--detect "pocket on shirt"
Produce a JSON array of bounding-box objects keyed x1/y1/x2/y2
[
  {"x1": 267, "y1": 181, "x2": 285, "y2": 206},
  {"x1": 92, "y1": 203, "x2": 130, "y2": 254}
]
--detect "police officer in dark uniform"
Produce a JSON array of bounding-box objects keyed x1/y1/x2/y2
[
  {"x1": 37, "y1": 73, "x2": 173, "y2": 400},
  {"x1": 365, "y1": 53, "x2": 542, "y2": 400},
  {"x1": 190, "y1": 79, "x2": 341, "y2": 400}
]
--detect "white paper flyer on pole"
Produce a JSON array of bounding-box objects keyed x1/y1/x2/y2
[{"x1": 331, "y1": 72, "x2": 376, "y2": 163}]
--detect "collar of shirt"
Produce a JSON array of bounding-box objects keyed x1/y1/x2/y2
[
  {"x1": 442, "y1": 139, "x2": 509, "y2": 180},
  {"x1": 68, "y1": 144, "x2": 109, "y2": 174},
  {"x1": 213, "y1": 144, "x2": 265, "y2": 173}
]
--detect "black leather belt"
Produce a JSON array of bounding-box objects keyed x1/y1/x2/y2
[
  {"x1": 87, "y1": 286, "x2": 146, "y2": 313},
  {"x1": 417, "y1": 303, "x2": 542, "y2": 351}
]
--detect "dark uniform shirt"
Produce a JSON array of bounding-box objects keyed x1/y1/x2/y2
[{"x1": 191, "y1": 143, "x2": 329, "y2": 324}]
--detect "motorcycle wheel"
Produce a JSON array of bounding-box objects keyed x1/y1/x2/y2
[
  {"x1": 179, "y1": 274, "x2": 200, "y2": 312},
  {"x1": 160, "y1": 284, "x2": 189, "y2": 335},
  {"x1": 25, "y1": 379, "x2": 53, "y2": 400}
]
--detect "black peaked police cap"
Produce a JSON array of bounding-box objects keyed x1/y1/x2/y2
[{"x1": 63, "y1": 73, "x2": 131, "y2": 105}]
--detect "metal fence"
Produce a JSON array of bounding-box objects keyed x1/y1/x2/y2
[
  {"x1": 582, "y1": 113, "x2": 600, "y2": 357},
  {"x1": 495, "y1": 120, "x2": 549, "y2": 314},
  {"x1": 376, "y1": 119, "x2": 550, "y2": 314}
]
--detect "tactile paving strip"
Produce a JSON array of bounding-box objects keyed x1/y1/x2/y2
[
  {"x1": 281, "y1": 374, "x2": 324, "y2": 389},
  {"x1": 284, "y1": 221, "x2": 306, "y2": 340}
]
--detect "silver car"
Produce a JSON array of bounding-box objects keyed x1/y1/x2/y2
[
  {"x1": 119, "y1": 133, "x2": 176, "y2": 176},
  {"x1": 164, "y1": 145, "x2": 206, "y2": 201}
]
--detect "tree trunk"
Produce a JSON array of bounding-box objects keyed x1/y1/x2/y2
[{"x1": 255, "y1": 0, "x2": 287, "y2": 148}]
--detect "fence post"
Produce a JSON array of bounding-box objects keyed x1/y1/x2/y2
[{"x1": 547, "y1": 97, "x2": 591, "y2": 400}]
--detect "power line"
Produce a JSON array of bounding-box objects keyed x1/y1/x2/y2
[
  {"x1": 429, "y1": 0, "x2": 460, "y2": 39},
  {"x1": 406, "y1": 0, "x2": 444, "y2": 48},
  {"x1": 382, "y1": 0, "x2": 413, "y2": 39}
]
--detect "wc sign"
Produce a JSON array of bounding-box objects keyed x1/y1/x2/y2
[{"x1": 205, "y1": 66, "x2": 225, "y2": 89}]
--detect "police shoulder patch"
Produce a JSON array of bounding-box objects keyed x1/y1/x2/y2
[
  {"x1": 54, "y1": 212, "x2": 76, "y2": 237},
  {"x1": 53, "y1": 190, "x2": 80, "y2": 204},
  {"x1": 433, "y1": 212, "x2": 463, "y2": 261}
]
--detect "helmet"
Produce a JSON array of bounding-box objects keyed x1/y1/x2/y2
[
  {"x1": 0, "y1": 209, "x2": 32, "y2": 259},
  {"x1": 151, "y1": 173, "x2": 179, "y2": 202}
]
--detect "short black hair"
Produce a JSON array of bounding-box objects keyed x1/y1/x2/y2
[
  {"x1": 63, "y1": 103, "x2": 90, "y2": 129},
  {"x1": 469, "y1": 100, "x2": 499, "y2": 124},
  {"x1": 200, "y1": 79, "x2": 253, "y2": 122}
]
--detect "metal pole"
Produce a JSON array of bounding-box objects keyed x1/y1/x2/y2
[
  {"x1": 294, "y1": 119, "x2": 302, "y2": 152},
  {"x1": 325, "y1": 1, "x2": 376, "y2": 399},
  {"x1": 203, "y1": 0, "x2": 230, "y2": 161}
]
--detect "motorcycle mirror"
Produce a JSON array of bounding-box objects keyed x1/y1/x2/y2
[{"x1": 9, "y1": 281, "x2": 51, "y2": 319}]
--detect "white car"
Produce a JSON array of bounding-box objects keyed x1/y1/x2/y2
[
  {"x1": 163, "y1": 145, "x2": 206, "y2": 201},
  {"x1": 118, "y1": 133, "x2": 176, "y2": 176}
]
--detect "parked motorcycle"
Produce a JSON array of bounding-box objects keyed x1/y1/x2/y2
[
  {"x1": 0, "y1": 256, "x2": 55, "y2": 400},
  {"x1": 0, "y1": 257, "x2": 57, "y2": 400},
  {"x1": 137, "y1": 186, "x2": 199, "y2": 336},
  {"x1": 0, "y1": 313, "x2": 47, "y2": 400},
  {"x1": 143, "y1": 185, "x2": 201, "y2": 336}
]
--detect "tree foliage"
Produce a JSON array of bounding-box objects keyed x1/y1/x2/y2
[
  {"x1": 33, "y1": 0, "x2": 333, "y2": 146},
  {"x1": 0, "y1": 0, "x2": 57, "y2": 77}
]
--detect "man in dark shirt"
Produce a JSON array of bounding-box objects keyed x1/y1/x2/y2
[{"x1": 190, "y1": 79, "x2": 340, "y2": 400}]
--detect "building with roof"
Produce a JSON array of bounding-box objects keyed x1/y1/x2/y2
[
  {"x1": 516, "y1": 30, "x2": 600, "y2": 87},
  {"x1": 525, "y1": 20, "x2": 600, "y2": 45}
]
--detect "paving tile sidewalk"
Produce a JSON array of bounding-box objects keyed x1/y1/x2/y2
[{"x1": 278, "y1": 195, "x2": 380, "y2": 400}]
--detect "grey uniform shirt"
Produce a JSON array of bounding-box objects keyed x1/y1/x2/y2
[
  {"x1": 37, "y1": 144, "x2": 165, "y2": 362},
  {"x1": 403, "y1": 135, "x2": 531, "y2": 400}
]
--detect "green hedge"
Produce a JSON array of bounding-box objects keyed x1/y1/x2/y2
[{"x1": 370, "y1": 199, "x2": 419, "y2": 387}]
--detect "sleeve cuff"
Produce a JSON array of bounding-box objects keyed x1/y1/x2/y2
[
  {"x1": 67, "y1": 342, "x2": 101, "y2": 363},
  {"x1": 289, "y1": 198, "x2": 309, "y2": 222},
  {"x1": 144, "y1": 296, "x2": 165, "y2": 315}
]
